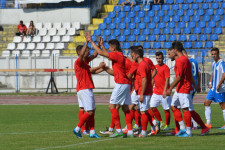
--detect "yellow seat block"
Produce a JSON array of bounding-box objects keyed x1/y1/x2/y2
[
  {"x1": 92, "y1": 18, "x2": 104, "y2": 25},
  {"x1": 88, "y1": 25, "x2": 99, "y2": 31},
  {"x1": 74, "y1": 36, "x2": 86, "y2": 43},
  {"x1": 102, "y1": 5, "x2": 116, "y2": 13},
  {"x1": 68, "y1": 43, "x2": 75, "y2": 49}
]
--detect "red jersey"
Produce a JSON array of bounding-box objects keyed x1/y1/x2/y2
[
  {"x1": 108, "y1": 52, "x2": 130, "y2": 84},
  {"x1": 74, "y1": 58, "x2": 94, "y2": 92},
  {"x1": 153, "y1": 64, "x2": 170, "y2": 95},
  {"x1": 125, "y1": 57, "x2": 132, "y2": 76},
  {"x1": 174, "y1": 55, "x2": 193, "y2": 94},
  {"x1": 129, "y1": 62, "x2": 139, "y2": 91},
  {"x1": 136, "y1": 60, "x2": 153, "y2": 95},
  {"x1": 143, "y1": 57, "x2": 156, "y2": 70},
  {"x1": 17, "y1": 24, "x2": 27, "y2": 32}
]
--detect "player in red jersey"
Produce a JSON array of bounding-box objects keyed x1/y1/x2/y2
[
  {"x1": 73, "y1": 36, "x2": 105, "y2": 138},
  {"x1": 150, "y1": 52, "x2": 171, "y2": 131}
]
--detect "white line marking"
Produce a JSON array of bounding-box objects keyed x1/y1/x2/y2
[
  {"x1": 0, "y1": 131, "x2": 70, "y2": 135},
  {"x1": 35, "y1": 138, "x2": 114, "y2": 150}
]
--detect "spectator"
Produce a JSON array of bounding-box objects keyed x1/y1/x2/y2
[
  {"x1": 154, "y1": 0, "x2": 160, "y2": 4},
  {"x1": 0, "y1": 0, "x2": 8, "y2": 8},
  {"x1": 26, "y1": 20, "x2": 36, "y2": 36},
  {"x1": 143, "y1": 0, "x2": 152, "y2": 5},
  {"x1": 15, "y1": 20, "x2": 27, "y2": 40},
  {"x1": 122, "y1": 0, "x2": 136, "y2": 9}
]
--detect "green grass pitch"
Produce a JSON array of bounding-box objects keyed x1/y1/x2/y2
[{"x1": 0, "y1": 104, "x2": 225, "y2": 150}]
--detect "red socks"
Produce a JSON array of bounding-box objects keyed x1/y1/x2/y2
[
  {"x1": 152, "y1": 108, "x2": 162, "y2": 122},
  {"x1": 191, "y1": 111, "x2": 206, "y2": 129},
  {"x1": 78, "y1": 110, "x2": 86, "y2": 131},
  {"x1": 147, "y1": 109, "x2": 154, "y2": 126},
  {"x1": 141, "y1": 113, "x2": 148, "y2": 131},
  {"x1": 124, "y1": 110, "x2": 133, "y2": 130},
  {"x1": 134, "y1": 110, "x2": 141, "y2": 127},
  {"x1": 164, "y1": 110, "x2": 171, "y2": 125},
  {"x1": 110, "y1": 116, "x2": 115, "y2": 129},
  {"x1": 130, "y1": 109, "x2": 135, "y2": 122},
  {"x1": 174, "y1": 118, "x2": 180, "y2": 134},
  {"x1": 89, "y1": 113, "x2": 95, "y2": 131},
  {"x1": 172, "y1": 108, "x2": 183, "y2": 122},
  {"x1": 110, "y1": 108, "x2": 121, "y2": 129},
  {"x1": 183, "y1": 111, "x2": 192, "y2": 127},
  {"x1": 77, "y1": 112, "x2": 90, "y2": 128}
]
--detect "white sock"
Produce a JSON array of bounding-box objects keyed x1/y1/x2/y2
[
  {"x1": 205, "y1": 106, "x2": 211, "y2": 124},
  {"x1": 109, "y1": 127, "x2": 114, "y2": 132},
  {"x1": 75, "y1": 126, "x2": 81, "y2": 132},
  {"x1": 151, "y1": 126, "x2": 155, "y2": 131},
  {"x1": 179, "y1": 121, "x2": 185, "y2": 130},
  {"x1": 223, "y1": 110, "x2": 225, "y2": 122},
  {"x1": 90, "y1": 130, "x2": 95, "y2": 134},
  {"x1": 186, "y1": 127, "x2": 192, "y2": 135},
  {"x1": 192, "y1": 117, "x2": 198, "y2": 128},
  {"x1": 141, "y1": 130, "x2": 147, "y2": 136},
  {"x1": 116, "y1": 129, "x2": 122, "y2": 133},
  {"x1": 135, "y1": 124, "x2": 139, "y2": 128},
  {"x1": 127, "y1": 130, "x2": 134, "y2": 135},
  {"x1": 152, "y1": 120, "x2": 157, "y2": 126}
]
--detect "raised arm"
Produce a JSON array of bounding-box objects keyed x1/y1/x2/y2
[
  {"x1": 88, "y1": 36, "x2": 109, "y2": 58},
  {"x1": 79, "y1": 41, "x2": 88, "y2": 62}
]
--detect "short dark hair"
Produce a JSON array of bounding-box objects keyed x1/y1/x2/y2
[
  {"x1": 155, "y1": 51, "x2": 164, "y2": 57},
  {"x1": 130, "y1": 46, "x2": 137, "y2": 53},
  {"x1": 108, "y1": 39, "x2": 122, "y2": 52},
  {"x1": 137, "y1": 45, "x2": 143, "y2": 50},
  {"x1": 133, "y1": 48, "x2": 143, "y2": 58},
  {"x1": 20, "y1": 20, "x2": 23, "y2": 24},
  {"x1": 76, "y1": 45, "x2": 83, "y2": 55},
  {"x1": 171, "y1": 41, "x2": 184, "y2": 52},
  {"x1": 211, "y1": 47, "x2": 219, "y2": 54},
  {"x1": 167, "y1": 48, "x2": 173, "y2": 51}
]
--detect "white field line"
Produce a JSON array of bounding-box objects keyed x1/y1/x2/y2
[{"x1": 0, "y1": 130, "x2": 70, "y2": 135}]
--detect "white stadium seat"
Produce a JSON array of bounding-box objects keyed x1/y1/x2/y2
[
  {"x1": 17, "y1": 43, "x2": 26, "y2": 50},
  {"x1": 44, "y1": 22, "x2": 52, "y2": 29},
  {"x1": 42, "y1": 36, "x2": 51, "y2": 42},
  {"x1": 2, "y1": 50, "x2": 10, "y2": 57},
  {"x1": 12, "y1": 50, "x2": 20, "y2": 56},
  {"x1": 7, "y1": 43, "x2": 16, "y2": 50},
  {"x1": 42, "y1": 50, "x2": 50, "y2": 57},
  {"x1": 23, "y1": 36, "x2": 32, "y2": 43},
  {"x1": 62, "y1": 36, "x2": 70, "y2": 42},
  {"x1": 45, "y1": 43, "x2": 55, "y2": 50},
  {"x1": 55, "y1": 43, "x2": 65, "y2": 49},
  {"x1": 57, "y1": 28, "x2": 66, "y2": 36},
  {"x1": 22, "y1": 50, "x2": 31, "y2": 57},
  {"x1": 48, "y1": 28, "x2": 57, "y2": 36},
  {"x1": 53, "y1": 22, "x2": 62, "y2": 29},
  {"x1": 13, "y1": 36, "x2": 22, "y2": 43},
  {"x1": 67, "y1": 28, "x2": 76, "y2": 35},
  {"x1": 32, "y1": 50, "x2": 41, "y2": 57},
  {"x1": 36, "y1": 43, "x2": 45, "y2": 50},
  {"x1": 72, "y1": 22, "x2": 81, "y2": 30},
  {"x1": 26, "y1": 43, "x2": 35, "y2": 50},
  {"x1": 33, "y1": 36, "x2": 42, "y2": 42},
  {"x1": 52, "y1": 50, "x2": 60, "y2": 56},
  {"x1": 63, "y1": 22, "x2": 71, "y2": 29},
  {"x1": 52, "y1": 36, "x2": 61, "y2": 42},
  {"x1": 35, "y1": 23, "x2": 43, "y2": 30},
  {"x1": 38, "y1": 28, "x2": 47, "y2": 36}
]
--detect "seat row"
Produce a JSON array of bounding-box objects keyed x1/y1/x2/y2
[
  {"x1": 13, "y1": 36, "x2": 71, "y2": 43},
  {"x1": 118, "y1": 0, "x2": 223, "y2": 4},
  {"x1": 24, "y1": 22, "x2": 81, "y2": 30},
  {"x1": 32, "y1": 28, "x2": 76, "y2": 36},
  {"x1": 2, "y1": 50, "x2": 60, "y2": 57},
  {"x1": 7, "y1": 43, "x2": 65, "y2": 50}
]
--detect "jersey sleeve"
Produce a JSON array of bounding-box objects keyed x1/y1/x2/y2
[
  {"x1": 149, "y1": 59, "x2": 156, "y2": 70},
  {"x1": 164, "y1": 66, "x2": 170, "y2": 78},
  {"x1": 129, "y1": 62, "x2": 138, "y2": 75},
  {"x1": 108, "y1": 52, "x2": 118, "y2": 61},
  {"x1": 221, "y1": 62, "x2": 225, "y2": 73}
]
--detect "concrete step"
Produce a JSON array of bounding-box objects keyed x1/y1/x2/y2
[{"x1": 98, "y1": 12, "x2": 108, "y2": 18}]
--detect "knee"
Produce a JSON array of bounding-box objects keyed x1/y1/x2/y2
[
  {"x1": 204, "y1": 101, "x2": 211, "y2": 106},
  {"x1": 171, "y1": 106, "x2": 176, "y2": 111},
  {"x1": 87, "y1": 110, "x2": 94, "y2": 116}
]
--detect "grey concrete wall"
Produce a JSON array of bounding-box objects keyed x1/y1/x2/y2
[{"x1": 90, "y1": 0, "x2": 107, "y2": 18}]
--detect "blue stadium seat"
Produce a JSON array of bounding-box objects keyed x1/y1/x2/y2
[
  {"x1": 123, "y1": 29, "x2": 131, "y2": 35},
  {"x1": 205, "y1": 41, "x2": 213, "y2": 48},
  {"x1": 128, "y1": 22, "x2": 136, "y2": 29},
  {"x1": 113, "y1": 29, "x2": 121, "y2": 36},
  {"x1": 193, "y1": 27, "x2": 201, "y2": 34},
  {"x1": 101, "y1": 35, "x2": 107, "y2": 42},
  {"x1": 212, "y1": 15, "x2": 221, "y2": 22},
  {"x1": 152, "y1": 5, "x2": 160, "y2": 11},
  {"x1": 206, "y1": 9, "x2": 214, "y2": 16},
  {"x1": 211, "y1": 3, "x2": 219, "y2": 9},
  {"x1": 153, "y1": 28, "x2": 161, "y2": 34},
  {"x1": 177, "y1": 0, "x2": 184, "y2": 3},
  {"x1": 109, "y1": 23, "x2": 116, "y2": 29},
  {"x1": 133, "y1": 5, "x2": 141, "y2": 12},
  {"x1": 113, "y1": 6, "x2": 121, "y2": 12},
  {"x1": 133, "y1": 29, "x2": 140, "y2": 35},
  {"x1": 192, "y1": 15, "x2": 200, "y2": 22},
  {"x1": 163, "y1": 16, "x2": 170, "y2": 22},
  {"x1": 218, "y1": 21, "x2": 225, "y2": 27},
  {"x1": 167, "y1": 10, "x2": 174, "y2": 16},
  {"x1": 108, "y1": 35, "x2": 116, "y2": 41},
  {"x1": 118, "y1": 35, "x2": 126, "y2": 41},
  {"x1": 178, "y1": 22, "x2": 186, "y2": 28},
  {"x1": 197, "y1": 21, "x2": 205, "y2": 28},
  {"x1": 153, "y1": 42, "x2": 161, "y2": 49},
  {"x1": 186, "y1": 0, "x2": 193, "y2": 3},
  {"x1": 133, "y1": 42, "x2": 141, "y2": 46},
  {"x1": 104, "y1": 42, "x2": 109, "y2": 49},
  {"x1": 168, "y1": 22, "x2": 175, "y2": 28},
  {"x1": 138, "y1": 23, "x2": 146, "y2": 29},
  {"x1": 178, "y1": 35, "x2": 187, "y2": 41},
  {"x1": 143, "y1": 42, "x2": 151, "y2": 49},
  {"x1": 196, "y1": 9, "x2": 204, "y2": 16},
  {"x1": 123, "y1": 17, "x2": 131, "y2": 23},
  {"x1": 118, "y1": 11, "x2": 126, "y2": 18},
  {"x1": 201, "y1": 3, "x2": 209, "y2": 9},
  {"x1": 143, "y1": 16, "x2": 150, "y2": 23},
  {"x1": 108, "y1": 12, "x2": 116, "y2": 18},
  {"x1": 128, "y1": 11, "x2": 135, "y2": 18},
  {"x1": 157, "y1": 10, "x2": 165, "y2": 17},
  {"x1": 143, "y1": 5, "x2": 150, "y2": 11},
  {"x1": 208, "y1": 21, "x2": 216, "y2": 28},
  {"x1": 148, "y1": 22, "x2": 156, "y2": 29},
  {"x1": 114, "y1": 17, "x2": 121, "y2": 24},
  {"x1": 188, "y1": 22, "x2": 196, "y2": 28},
  {"x1": 182, "y1": 15, "x2": 190, "y2": 22},
  {"x1": 148, "y1": 50, "x2": 156, "y2": 55},
  {"x1": 158, "y1": 22, "x2": 165, "y2": 29},
  {"x1": 104, "y1": 17, "x2": 111, "y2": 24},
  {"x1": 172, "y1": 15, "x2": 180, "y2": 22},
  {"x1": 186, "y1": 9, "x2": 194, "y2": 16},
  {"x1": 214, "y1": 27, "x2": 222, "y2": 34},
  {"x1": 91, "y1": 36, "x2": 97, "y2": 42},
  {"x1": 202, "y1": 15, "x2": 210, "y2": 22},
  {"x1": 162, "y1": 5, "x2": 170, "y2": 11},
  {"x1": 216, "y1": 9, "x2": 224, "y2": 15},
  {"x1": 118, "y1": 23, "x2": 126, "y2": 29},
  {"x1": 195, "y1": 0, "x2": 203, "y2": 2},
  {"x1": 122, "y1": 42, "x2": 130, "y2": 49},
  {"x1": 177, "y1": 10, "x2": 184, "y2": 16},
  {"x1": 153, "y1": 16, "x2": 160, "y2": 23},
  {"x1": 194, "y1": 42, "x2": 203, "y2": 48},
  {"x1": 168, "y1": 35, "x2": 177, "y2": 41},
  {"x1": 183, "y1": 27, "x2": 191, "y2": 34},
  {"x1": 166, "y1": 0, "x2": 174, "y2": 4},
  {"x1": 94, "y1": 29, "x2": 101, "y2": 36},
  {"x1": 128, "y1": 35, "x2": 136, "y2": 41},
  {"x1": 143, "y1": 28, "x2": 151, "y2": 35},
  {"x1": 173, "y1": 27, "x2": 181, "y2": 34},
  {"x1": 184, "y1": 42, "x2": 192, "y2": 48},
  {"x1": 209, "y1": 34, "x2": 218, "y2": 40},
  {"x1": 188, "y1": 35, "x2": 197, "y2": 41},
  {"x1": 182, "y1": 4, "x2": 189, "y2": 10},
  {"x1": 103, "y1": 29, "x2": 110, "y2": 36},
  {"x1": 138, "y1": 35, "x2": 146, "y2": 41},
  {"x1": 138, "y1": 11, "x2": 145, "y2": 18},
  {"x1": 163, "y1": 42, "x2": 171, "y2": 49},
  {"x1": 147, "y1": 11, "x2": 155, "y2": 17},
  {"x1": 199, "y1": 34, "x2": 207, "y2": 41},
  {"x1": 191, "y1": 4, "x2": 199, "y2": 10},
  {"x1": 99, "y1": 23, "x2": 107, "y2": 29},
  {"x1": 205, "y1": 0, "x2": 213, "y2": 2},
  {"x1": 221, "y1": 2, "x2": 225, "y2": 9},
  {"x1": 148, "y1": 35, "x2": 156, "y2": 41},
  {"x1": 123, "y1": 5, "x2": 131, "y2": 12},
  {"x1": 163, "y1": 28, "x2": 171, "y2": 34},
  {"x1": 134, "y1": 17, "x2": 141, "y2": 23},
  {"x1": 215, "y1": 0, "x2": 223, "y2": 2},
  {"x1": 158, "y1": 35, "x2": 166, "y2": 41},
  {"x1": 172, "y1": 4, "x2": 179, "y2": 10}
]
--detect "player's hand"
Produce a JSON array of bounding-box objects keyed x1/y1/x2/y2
[
  {"x1": 99, "y1": 37, "x2": 104, "y2": 47},
  {"x1": 208, "y1": 84, "x2": 212, "y2": 89},
  {"x1": 216, "y1": 85, "x2": 221, "y2": 92},
  {"x1": 99, "y1": 62, "x2": 106, "y2": 68},
  {"x1": 163, "y1": 91, "x2": 167, "y2": 98},
  {"x1": 166, "y1": 89, "x2": 172, "y2": 96},
  {"x1": 195, "y1": 86, "x2": 201, "y2": 93},
  {"x1": 139, "y1": 94, "x2": 144, "y2": 103}
]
